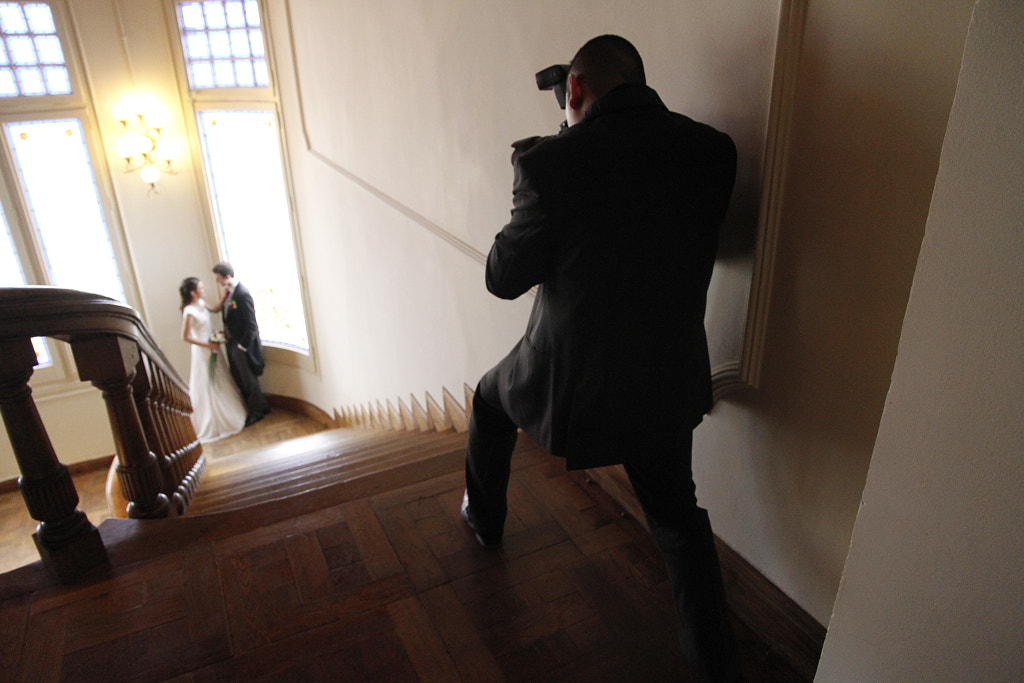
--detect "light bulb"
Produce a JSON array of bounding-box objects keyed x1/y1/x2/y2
[
  {"x1": 140, "y1": 165, "x2": 161, "y2": 184},
  {"x1": 116, "y1": 132, "x2": 153, "y2": 159},
  {"x1": 154, "y1": 136, "x2": 181, "y2": 162},
  {"x1": 112, "y1": 100, "x2": 136, "y2": 123}
]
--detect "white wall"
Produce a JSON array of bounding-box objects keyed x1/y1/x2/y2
[{"x1": 816, "y1": 1, "x2": 1024, "y2": 678}]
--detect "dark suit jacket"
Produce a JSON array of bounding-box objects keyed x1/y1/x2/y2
[
  {"x1": 223, "y1": 282, "x2": 265, "y2": 375},
  {"x1": 485, "y1": 84, "x2": 736, "y2": 470}
]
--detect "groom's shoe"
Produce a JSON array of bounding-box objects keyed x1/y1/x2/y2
[{"x1": 461, "y1": 491, "x2": 502, "y2": 549}]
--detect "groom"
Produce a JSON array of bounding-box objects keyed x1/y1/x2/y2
[{"x1": 213, "y1": 262, "x2": 270, "y2": 426}]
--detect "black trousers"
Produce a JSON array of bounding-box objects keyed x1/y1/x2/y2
[
  {"x1": 464, "y1": 373, "x2": 741, "y2": 682},
  {"x1": 225, "y1": 342, "x2": 269, "y2": 424}
]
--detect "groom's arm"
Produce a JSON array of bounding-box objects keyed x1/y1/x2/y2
[{"x1": 234, "y1": 290, "x2": 260, "y2": 351}]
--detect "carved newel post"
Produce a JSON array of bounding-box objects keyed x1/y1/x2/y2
[
  {"x1": 0, "y1": 337, "x2": 109, "y2": 583},
  {"x1": 72, "y1": 336, "x2": 170, "y2": 519}
]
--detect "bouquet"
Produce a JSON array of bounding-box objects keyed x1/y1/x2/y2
[{"x1": 208, "y1": 331, "x2": 227, "y2": 378}]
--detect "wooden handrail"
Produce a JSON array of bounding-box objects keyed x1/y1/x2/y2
[{"x1": 0, "y1": 286, "x2": 204, "y2": 583}]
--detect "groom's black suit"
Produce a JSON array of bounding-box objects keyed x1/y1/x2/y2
[{"x1": 222, "y1": 282, "x2": 269, "y2": 424}]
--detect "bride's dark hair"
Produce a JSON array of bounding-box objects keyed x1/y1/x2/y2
[{"x1": 179, "y1": 277, "x2": 201, "y2": 311}]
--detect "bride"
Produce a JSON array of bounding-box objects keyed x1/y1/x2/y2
[{"x1": 179, "y1": 277, "x2": 247, "y2": 441}]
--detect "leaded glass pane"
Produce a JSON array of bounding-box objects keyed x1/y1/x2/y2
[
  {"x1": 0, "y1": 68, "x2": 16, "y2": 95},
  {"x1": 253, "y1": 59, "x2": 267, "y2": 86},
  {"x1": 6, "y1": 119, "x2": 124, "y2": 302},
  {"x1": 8, "y1": 35, "x2": 34, "y2": 64},
  {"x1": 225, "y1": 1, "x2": 245, "y2": 28},
  {"x1": 234, "y1": 59, "x2": 253, "y2": 86},
  {"x1": 24, "y1": 3, "x2": 54, "y2": 33},
  {"x1": 229, "y1": 29, "x2": 249, "y2": 57},
  {"x1": 42, "y1": 65, "x2": 68, "y2": 93},
  {"x1": 191, "y1": 61, "x2": 214, "y2": 87},
  {"x1": 248, "y1": 28, "x2": 263, "y2": 57},
  {"x1": 202, "y1": 1, "x2": 226, "y2": 29},
  {"x1": 16, "y1": 66, "x2": 43, "y2": 95},
  {"x1": 35, "y1": 34, "x2": 61, "y2": 63},
  {"x1": 179, "y1": 2, "x2": 205, "y2": 30},
  {"x1": 213, "y1": 59, "x2": 234, "y2": 86},
  {"x1": 208, "y1": 30, "x2": 230, "y2": 58},
  {"x1": 0, "y1": 4, "x2": 28, "y2": 34},
  {"x1": 0, "y1": 208, "x2": 26, "y2": 285}
]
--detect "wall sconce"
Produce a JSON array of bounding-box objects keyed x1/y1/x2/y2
[{"x1": 113, "y1": 99, "x2": 177, "y2": 192}]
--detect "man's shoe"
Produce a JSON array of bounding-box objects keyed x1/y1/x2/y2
[{"x1": 461, "y1": 491, "x2": 502, "y2": 549}]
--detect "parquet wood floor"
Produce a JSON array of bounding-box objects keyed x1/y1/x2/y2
[{"x1": 0, "y1": 414, "x2": 804, "y2": 681}]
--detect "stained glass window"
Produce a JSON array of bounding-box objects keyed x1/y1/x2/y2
[
  {"x1": 0, "y1": 2, "x2": 70, "y2": 97},
  {"x1": 177, "y1": 1, "x2": 267, "y2": 89},
  {"x1": 5, "y1": 119, "x2": 125, "y2": 302}
]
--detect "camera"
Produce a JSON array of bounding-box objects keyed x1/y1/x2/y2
[{"x1": 535, "y1": 64, "x2": 570, "y2": 109}]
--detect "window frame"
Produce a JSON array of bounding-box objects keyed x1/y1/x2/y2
[
  {"x1": 0, "y1": 1, "x2": 143, "y2": 393},
  {"x1": 163, "y1": 0, "x2": 315, "y2": 372}
]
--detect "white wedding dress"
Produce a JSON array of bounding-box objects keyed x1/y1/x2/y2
[{"x1": 183, "y1": 302, "x2": 247, "y2": 441}]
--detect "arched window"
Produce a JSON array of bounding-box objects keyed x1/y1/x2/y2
[{"x1": 173, "y1": 0, "x2": 309, "y2": 352}]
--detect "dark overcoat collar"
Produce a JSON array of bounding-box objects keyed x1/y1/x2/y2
[{"x1": 578, "y1": 83, "x2": 667, "y2": 124}]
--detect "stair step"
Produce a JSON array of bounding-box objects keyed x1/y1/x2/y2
[
  {"x1": 197, "y1": 430, "x2": 462, "y2": 494},
  {"x1": 187, "y1": 427, "x2": 468, "y2": 515},
  {"x1": 204, "y1": 430, "x2": 459, "y2": 483},
  {"x1": 196, "y1": 439, "x2": 464, "y2": 507}
]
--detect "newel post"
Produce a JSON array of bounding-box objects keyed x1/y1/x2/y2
[
  {"x1": 0, "y1": 337, "x2": 109, "y2": 582},
  {"x1": 72, "y1": 335, "x2": 170, "y2": 519}
]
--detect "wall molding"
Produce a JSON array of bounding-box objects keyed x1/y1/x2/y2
[
  {"x1": 283, "y1": 1, "x2": 485, "y2": 269},
  {"x1": 740, "y1": 0, "x2": 807, "y2": 390}
]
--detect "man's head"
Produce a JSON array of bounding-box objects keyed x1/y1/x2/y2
[
  {"x1": 212, "y1": 261, "x2": 235, "y2": 290},
  {"x1": 565, "y1": 35, "x2": 646, "y2": 127}
]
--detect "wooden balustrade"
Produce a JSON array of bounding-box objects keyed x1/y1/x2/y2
[{"x1": 0, "y1": 286, "x2": 202, "y2": 583}]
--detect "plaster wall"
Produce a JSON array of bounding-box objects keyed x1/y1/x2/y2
[
  {"x1": 816, "y1": 1, "x2": 1024, "y2": 677},
  {"x1": 695, "y1": 0, "x2": 974, "y2": 623}
]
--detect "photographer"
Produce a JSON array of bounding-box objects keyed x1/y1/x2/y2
[{"x1": 460, "y1": 35, "x2": 740, "y2": 681}]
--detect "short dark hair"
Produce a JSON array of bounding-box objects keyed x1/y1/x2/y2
[
  {"x1": 212, "y1": 262, "x2": 234, "y2": 278},
  {"x1": 569, "y1": 35, "x2": 646, "y2": 99}
]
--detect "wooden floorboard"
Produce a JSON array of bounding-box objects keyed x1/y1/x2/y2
[{"x1": 0, "y1": 412, "x2": 809, "y2": 681}]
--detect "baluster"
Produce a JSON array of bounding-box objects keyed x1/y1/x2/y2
[
  {"x1": 72, "y1": 336, "x2": 169, "y2": 519},
  {"x1": 158, "y1": 367, "x2": 190, "y2": 487},
  {"x1": 0, "y1": 337, "x2": 108, "y2": 582},
  {"x1": 178, "y1": 379, "x2": 202, "y2": 473},
  {"x1": 131, "y1": 356, "x2": 184, "y2": 514},
  {"x1": 151, "y1": 368, "x2": 181, "y2": 481},
  {"x1": 175, "y1": 378, "x2": 205, "y2": 505}
]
